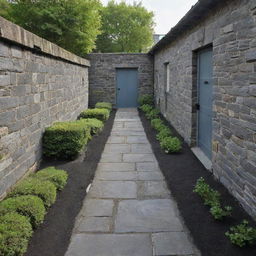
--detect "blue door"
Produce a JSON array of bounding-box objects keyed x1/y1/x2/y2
[
  {"x1": 197, "y1": 48, "x2": 213, "y2": 160},
  {"x1": 116, "y1": 69, "x2": 138, "y2": 108}
]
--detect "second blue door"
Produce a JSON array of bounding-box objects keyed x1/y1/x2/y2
[
  {"x1": 198, "y1": 48, "x2": 213, "y2": 160},
  {"x1": 116, "y1": 69, "x2": 138, "y2": 108}
]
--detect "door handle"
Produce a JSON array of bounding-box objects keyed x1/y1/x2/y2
[
  {"x1": 195, "y1": 103, "x2": 200, "y2": 110},
  {"x1": 204, "y1": 81, "x2": 209, "y2": 84},
  {"x1": 117, "y1": 88, "x2": 120, "y2": 91}
]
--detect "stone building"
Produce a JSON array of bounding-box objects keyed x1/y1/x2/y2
[{"x1": 150, "y1": 0, "x2": 256, "y2": 218}]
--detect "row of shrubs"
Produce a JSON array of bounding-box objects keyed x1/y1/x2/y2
[
  {"x1": 139, "y1": 95, "x2": 182, "y2": 153},
  {"x1": 194, "y1": 177, "x2": 256, "y2": 247},
  {"x1": 0, "y1": 167, "x2": 68, "y2": 256},
  {"x1": 43, "y1": 102, "x2": 112, "y2": 159}
]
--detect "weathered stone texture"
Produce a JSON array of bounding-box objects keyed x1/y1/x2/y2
[
  {"x1": 0, "y1": 39, "x2": 89, "y2": 197},
  {"x1": 154, "y1": 0, "x2": 256, "y2": 218},
  {"x1": 87, "y1": 53, "x2": 153, "y2": 107}
]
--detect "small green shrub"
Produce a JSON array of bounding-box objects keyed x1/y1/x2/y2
[
  {"x1": 0, "y1": 195, "x2": 45, "y2": 228},
  {"x1": 156, "y1": 127, "x2": 172, "y2": 141},
  {"x1": 79, "y1": 108, "x2": 110, "y2": 122},
  {"x1": 225, "y1": 220, "x2": 256, "y2": 247},
  {"x1": 33, "y1": 167, "x2": 68, "y2": 190},
  {"x1": 0, "y1": 213, "x2": 33, "y2": 256},
  {"x1": 43, "y1": 120, "x2": 91, "y2": 159},
  {"x1": 151, "y1": 118, "x2": 164, "y2": 131},
  {"x1": 9, "y1": 178, "x2": 56, "y2": 208},
  {"x1": 194, "y1": 177, "x2": 232, "y2": 220},
  {"x1": 145, "y1": 108, "x2": 160, "y2": 120},
  {"x1": 138, "y1": 94, "x2": 154, "y2": 106},
  {"x1": 95, "y1": 102, "x2": 112, "y2": 111},
  {"x1": 160, "y1": 136, "x2": 182, "y2": 153},
  {"x1": 210, "y1": 204, "x2": 232, "y2": 220},
  {"x1": 140, "y1": 104, "x2": 153, "y2": 113},
  {"x1": 81, "y1": 118, "x2": 104, "y2": 135}
]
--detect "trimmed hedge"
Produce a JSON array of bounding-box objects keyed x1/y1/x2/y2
[
  {"x1": 33, "y1": 167, "x2": 68, "y2": 190},
  {"x1": 151, "y1": 118, "x2": 164, "y2": 132},
  {"x1": 156, "y1": 126, "x2": 172, "y2": 141},
  {"x1": 138, "y1": 94, "x2": 154, "y2": 106},
  {"x1": 160, "y1": 136, "x2": 182, "y2": 153},
  {"x1": 43, "y1": 120, "x2": 91, "y2": 159},
  {"x1": 80, "y1": 118, "x2": 104, "y2": 135},
  {"x1": 0, "y1": 213, "x2": 32, "y2": 256},
  {"x1": 9, "y1": 178, "x2": 56, "y2": 208},
  {"x1": 95, "y1": 102, "x2": 112, "y2": 111},
  {"x1": 145, "y1": 108, "x2": 160, "y2": 120},
  {"x1": 79, "y1": 108, "x2": 110, "y2": 122},
  {"x1": 0, "y1": 195, "x2": 45, "y2": 228}
]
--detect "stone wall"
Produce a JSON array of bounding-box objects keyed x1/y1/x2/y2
[
  {"x1": 153, "y1": 0, "x2": 256, "y2": 218},
  {"x1": 87, "y1": 53, "x2": 153, "y2": 107},
  {"x1": 0, "y1": 17, "x2": 89, "y2": 197}
]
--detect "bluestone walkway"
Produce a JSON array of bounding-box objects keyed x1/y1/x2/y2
[{"x1": 65, "y1": 108, "x2": 200, "y2": 256}]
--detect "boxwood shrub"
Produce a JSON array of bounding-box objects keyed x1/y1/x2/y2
[
  {"x1": 43, "y1": 120, "x2": 91, "y2": 159},
  {"x1": 0, "y1": 195, "x2": 45, "y2": 228},
  {"x1": 81, "y1": 118, "x2": 104, "y2": 135},
  {"x1": 138, "y1": 94, "x2": 154, "y2": 106},
  {"x1": 156, "y1": 126, "x2": 172, "y2": 141},
  {"x1": 33, "y1": 167, "x2": 68, "y2": 190},
  {"x1": 9, "y1": 178, "x2": 56, "y2": 208},
  {"x1": 140, "y1": 104, "x2": 153, "y2": 113},
  {"x1": 145, "y1": 108, "x2": 160, "y2": 120},
  {"x1": 151, "y1": 118, "x2": 164, "y2": 132},
  {"x1": 79, "y1": 108, "x2": 110, "y2": 122},
  {"x1": 95, "y1": 102, "x2": 112, "y2": 111},
  {"x1": 0, "y1": 213, "x2": 33, "y2": 256},
  {"x1": 160, "y1": 136, "x2": 182, "y2": 153}
]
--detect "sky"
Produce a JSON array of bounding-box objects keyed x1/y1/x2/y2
[{"x1": 101, "y1": 0, "x2": 198, "y2": 34}]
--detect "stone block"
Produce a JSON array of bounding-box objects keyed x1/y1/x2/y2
[
  {"x1": 0, "y1": 127, "x2": 8, "y2": 138},
  {"x1": 65, "y1": 234, "x2": 152, "y2": 256},
  {"x1": 97, "y1": 162, "x2": 135, "y2": 172},
  {"x1": 76, "y1": 217, "x2": 111, "y2": 232},
  {"x1": 123, "y1": 153, "x2": 155, "y2": 162},
  {"x1": 96, "y1": 171, "x2": 136, "y2": 181}
]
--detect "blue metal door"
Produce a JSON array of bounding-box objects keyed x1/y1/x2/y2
[
  {"x1": 197, "y1": 48, "x2": 213, "y2": 160},
  {"x1": 116, "y1": 69, "x2": 138, "y2": 108}
]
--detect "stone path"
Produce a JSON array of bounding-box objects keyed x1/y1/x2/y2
[{"x1": 65, "y1": 109, "x2": 200, "y2": 256}]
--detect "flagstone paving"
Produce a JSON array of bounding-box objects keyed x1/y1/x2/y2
[{"x1": 65, "y1": 108, "x2": 200, "y2": 256}]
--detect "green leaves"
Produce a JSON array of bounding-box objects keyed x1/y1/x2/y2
[
  {"x1": 96, "y1": 1, "x2": 154, "y2": 53},
  {"x1": 193, "y1": 177, "x2": 232, "y2": 220},
  {"x1": 4, "y1": 0, "x2": 102, "y2": 55},
  {"x1": 160, "y1": 136, "x2": 182, "y2": 153},
  {"x1": 226, "y1": 220, "x2": 256, "y2": 247}
]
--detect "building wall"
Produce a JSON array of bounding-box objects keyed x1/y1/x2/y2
[
  {"x1": 87, "y1": 53, "x2": 153, "y2": 107},
  {"x1": 0, "y1": 17, "x2": 89, "y2": 197},
  {"x1": 154, "y1": 0, "x2": 256, "y2": 218}
]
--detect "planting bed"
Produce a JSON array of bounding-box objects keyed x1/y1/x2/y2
[
  {"x1": 139, "y1": 110, "x2": 256, "y2": 256},
  {"x1": 25, "y1": 110, "x2": 116, "y2": 256}
]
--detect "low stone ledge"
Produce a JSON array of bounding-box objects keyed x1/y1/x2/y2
[{"x1": 0, "y1": 16, "x2": 90, "y2": 67}]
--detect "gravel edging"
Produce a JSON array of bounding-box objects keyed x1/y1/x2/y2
[
  {"x1": 25, "y1": 110, "x2": 116, "y2": 256},
  {"x1": 139, "y1": 110, "x2": 256, "y2": 256}
]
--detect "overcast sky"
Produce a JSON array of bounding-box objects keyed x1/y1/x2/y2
[{"x1": 101, "y1": 0, "x2": 198, "y2": 34}]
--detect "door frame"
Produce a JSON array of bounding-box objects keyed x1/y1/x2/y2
[
  {"x1": 115, "y1": 68, "x2": 139, "y2": 108},
  {"x1": 196, "y1": 46, "x2": 213, "y2": 160}
]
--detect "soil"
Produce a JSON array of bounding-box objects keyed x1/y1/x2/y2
[
  {"x1": 139, "y1": 110, "x2": 256, "y2": 256},
  {"x1": 25, "y1": 110, "x2": 116, "y2": 256}
]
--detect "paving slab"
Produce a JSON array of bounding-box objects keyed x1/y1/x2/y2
[
  {"x1": 136, "y1": 162, "x2": 160, "y2": 172},
  {"x1": 96, "y1": 171, "x2": 137, "y2": 181},
  {"x1": 76, "y1": 217, "x2": 111, "y2": 232},
  {"x1": 131, "y1": 143, "x2": 153, "y2": 153},
  {"x1": 100, "y1": 153, "x2": 122, "y2": 163},
  {"x1": 65, "y1": 234, "x2": 152, "y2": 256},
  {"x1": 79, "y1": 199, "x2": 114, "y2": 217},
  {"x1": 141, "y1": 181, "x2": 170, "y2": 198},
  {"x1": 97, "y1": 162, "x2": 135, "y2": 172},
  {"x1": 115, "y1": 199, "x2": 184, "y2": 233},
  {"x1": 126, "y1": 135, "x2": 148, "y2": 144},
  {"x1": 107, "y1": 136, "x2": 126, "y2": 144},
  {"x1": 89, "y1": 181, "x2": 137, "y2": 199},
  {"x1": 104, "y1": 143, "x2": 131, "y2": 153},
  {"x1": 123, "y1": 153, "x2": 155, "y2": 162},
  {"x1": 152, "y1": 232, "x2": 195, "y2": 256},
  {"x1": 137, "y1": 171, "x2": 164, "y2": 181}
]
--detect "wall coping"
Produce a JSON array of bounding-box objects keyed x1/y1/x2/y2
[
  {"x1": 88, "y1": 53, "x2": 149, "y2": 56},
  {"x1": 0, "y1": 16, "x2": 90, "y2": 67}
]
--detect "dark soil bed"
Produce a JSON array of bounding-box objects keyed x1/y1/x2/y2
[
  {"x1": 25, "y1": 110, "x2": 116, "y2": 256},
  {"x1": 139, "y1": 110, "x2": 256, "y2": 256}
]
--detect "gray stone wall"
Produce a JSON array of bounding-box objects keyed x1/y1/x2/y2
[
  {"x1": 87, "y1": 53, "x2": 153, "y2": 107},
  {"x1": 0, "y1": 18, "x2": 89, "y2": 197},
  {"x1": 154, "y1": 0, "x2": 256, "y2": 218}
]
